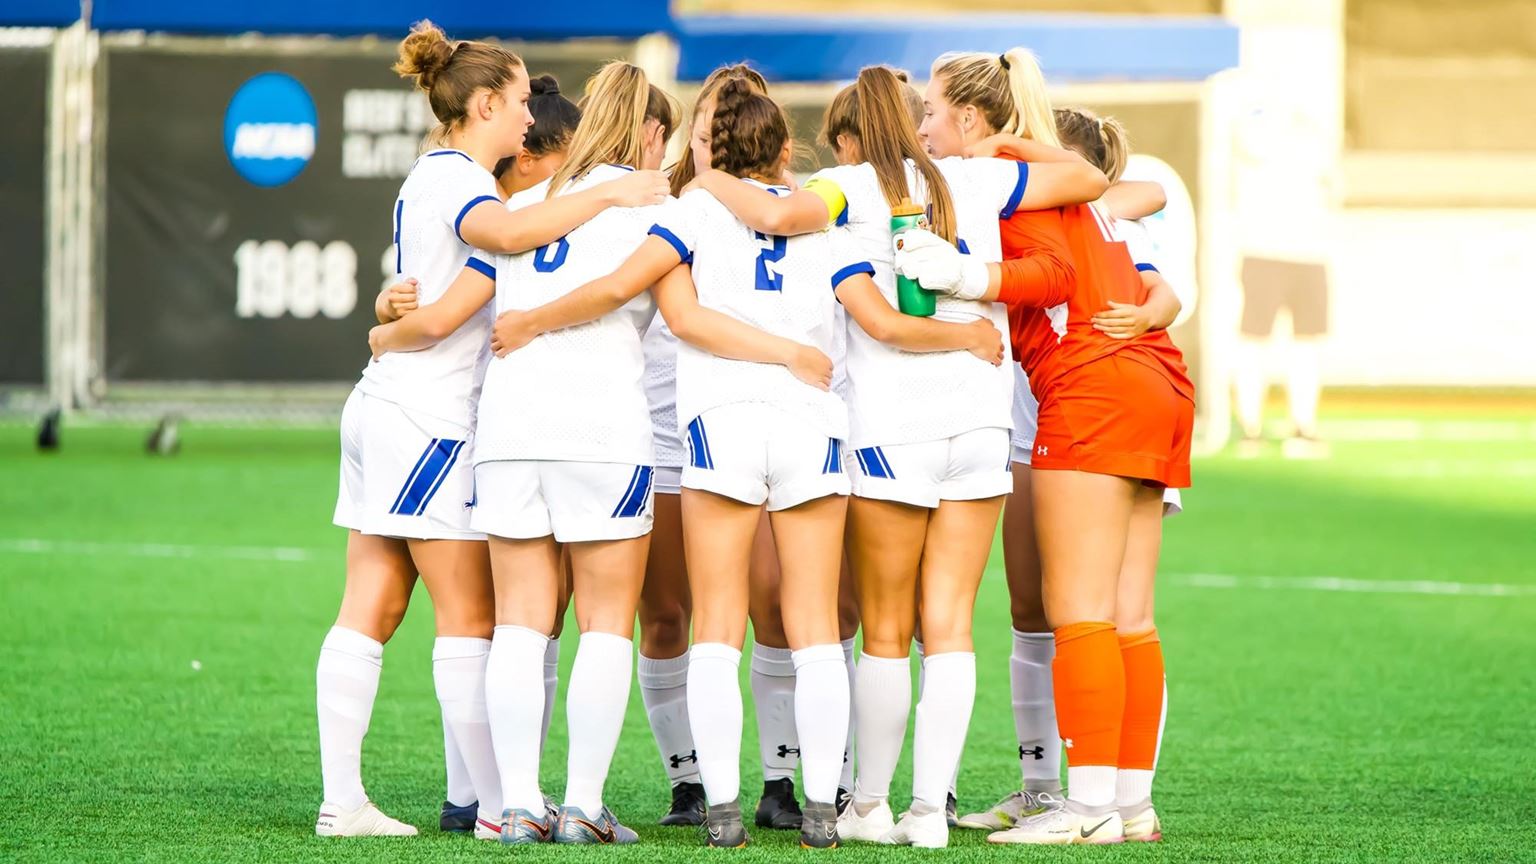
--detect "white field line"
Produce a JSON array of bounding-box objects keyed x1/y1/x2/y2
[
  {"x1": 2, "y1": 538, "x2": 1533, "y2": 598},
  {"x1": 0, "y1": 538, "x2": 318, "y2": 563}
]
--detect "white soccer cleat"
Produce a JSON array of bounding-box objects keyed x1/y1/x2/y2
[
  {"x1": 956, "y1": 789, "x2": 1063, "y2": 830},
  {"x1": 1121, "y1": 801, "x2": 1162, "y2": 842},
  {"x1": 473, "y1": 814, "x2": 503, "y2": 841},
  {"x1": 880, "y1": 809, "x2": 949, "y2": 848},
  {"x1": 315, "y1": 801, "x2": 418, "y2": 837},
  {"x1": 836, "y1": 798, "x2": 895, "y2": 842},
  {"x1": 986, "y1": 800, "x2": 1123, "y2": 845}
]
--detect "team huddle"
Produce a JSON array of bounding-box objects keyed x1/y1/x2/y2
[{"x1": 315, "y1": 17, "x2": 1193, "y2": 850}]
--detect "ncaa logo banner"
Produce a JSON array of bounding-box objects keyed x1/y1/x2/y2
[{"x1": 224, "y1": 72, "x2": 317, "y2": 187}]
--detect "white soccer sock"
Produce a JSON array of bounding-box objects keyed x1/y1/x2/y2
[
  {"x1": 541, "y1": 637, "x2": 560, "y2": 752},
  {"x1": 792, "y1": 643, "x2": 850, "y2": 806},
  {"x1": 442, "y1": 724, "x2": 475, "y2": 808},
  {"x1": 1234, "y1": 338, "x2": 1268, "y2": 438},
  {"x1": 486, "y1": 625, "x2": 548, "y2": 813},
  {"x1": 851, "y1": 653, "x2": 910, "y2": 805},
  {"x1": 839, "y1": 638, "x2": 857, "y2": 792},
  {"x1": 641, "y1": 652, "x2": 700, "y2": 786},
  {"x1": 914, "y1": 640, "x2": 959, "y2": 796},
  {"x1": 316, "y1": 626, "x2": 383, "y2": 811},
  {"x1": 433, "y1": 636, "x2": 501, "y2": 819},
  {"x1": 1011, "y1": 629, "x2": 1063, "y2": 792},
  {"x1": 750, "y1": 643, "x2": 799, "y2": 782},
  {"x1": 1116, "y1": 679, "x2": 1168, "y2": 807},
  {"x1": 911, "y1": 652, "x2": 975, "y2": 813},
  {"x1": 1068, "y1": 766, "x2": 1118, "y2": 808},
  {"x1": 686, "y1": 643, "x2": 742, "y2": 806},
  {"x1": 562, "y1": 631, "x2": 634, "y2": 816},
  {"x1": 1286, "y1": 340, "x2": 1321, "y2": 437}
]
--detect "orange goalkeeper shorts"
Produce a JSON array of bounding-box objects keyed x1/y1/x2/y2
[{"x1": 1030, "y1": 352, "x2": 1193, "y2": 488}]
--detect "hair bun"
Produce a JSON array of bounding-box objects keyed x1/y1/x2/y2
[
  {"x1": 530, "y1": 74, "x2": 561, "y2": 97},
  {"x1": 394, "y1": 19, "x2": 455, "y2": 91}
]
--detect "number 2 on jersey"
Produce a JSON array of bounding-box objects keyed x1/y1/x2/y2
[
  {"x1": 534, "y1": 236, "x2": 570, "y2": 272},
  {"x1": 753, "y1": 231, "x2": 787, "y2": 292}
]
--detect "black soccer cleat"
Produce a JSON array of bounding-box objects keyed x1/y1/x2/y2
[
  {"x1": 799, "y1": 800, "x2": 839, "y2": 849},
  {"x1": 755, "y1": 777, "x2": 804, "y2": 830},
  {"x1": 36, "y1": 409, "x2": 60, "y2": 452},
  {"x1": 704, "y1": 799, "x2": 750, "y2": 848},
  {"x1": 835, "y1": 786, "x2": 852, "y2": 817},
  {"x1": 440, "y1": 800, "x2": 478, "y2": 833},
  {"x1": 659, "y1": 781, "x2": 706, "y2": 826},
  {"x1": 946, "y1": 792, "x2": 959, "y2": 828}
]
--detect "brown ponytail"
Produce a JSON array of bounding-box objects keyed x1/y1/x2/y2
[
  {"x1": 670, "y1": 63, "x2": 769, "y2": 195},
  {"x1": 1054, "y1": 107, "x2": 1129, "y2": 183},
  {"x1": 394, "y1": 19, "x2": 524, "y2": 140},
  {"x1": 546, "y1": 61, "x2": 678, "y2": 199},
  {"x1": 822, "y1": 66, "x2": 956, "y2": 243},
  {"x1": 708, "y1": 78, "x2": 790, "y2": 183}
]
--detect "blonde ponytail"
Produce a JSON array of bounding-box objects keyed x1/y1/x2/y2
[
  {"x1": 931, "y1": 48, "x2": 1061, "y2": 146},
  {"x1": 547, "y1": 61, "x2": 678, "y2": 198}
]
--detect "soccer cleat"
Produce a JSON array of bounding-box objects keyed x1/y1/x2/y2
[
  {"x1": 554, "y1": 805, "x2": 639, "y2": 845},
  {"x1": 881, "y1": 808, "x2": 948, "y2": 848},
  {"x1": 659, "y1": 781, "x2": 707, "y2": 826},
  {"x1": 1121, "y1": 800, "x2": 1162, "y2": 842},
  {"x1": 704, "y1": 800, "x2": 750, "y2": 848},
  {"x1": 439, "y1": 800, "x2": 477, "y2": 833},
  {"x1": 956, "y1": 789, "x2": 1063, "y2": 830},
  {"x1": 835, "y1": 787, "x2": 852, "y2": 817},
  {"x1": 315, "y1": 801, "x2": 418, "y2": 837},
  {"x1": 946, "y1": 792, "x2": 958, "y2": 828},
  {"x1": 500, "y1": 807, "x2": 556, "y2": 845},
  {"x1": 473, "y1": 816, "x2": 503, "y2": 841},
  {"x1": 754, "y1": 777, "x2": 803, "y2": 830},
  {"x1": 836, "y1": 797, "x2": 894, "y2": 842},
  {"x1": 799, "y1": 801, "x2": 839, "y2": 849},
  {"x1": 987, "y1": 799, "x2": 1124, "y2": 845}
]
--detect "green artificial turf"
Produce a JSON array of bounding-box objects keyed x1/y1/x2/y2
[{"x1": 2, "y1": 413, "x2": 1533, "y2": 863}]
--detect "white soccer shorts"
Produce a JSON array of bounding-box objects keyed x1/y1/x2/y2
[
  {"x1": 1010, "y1": 365, "x2": 1040, "y2": 466},
  {"x1": 653, "y1": 465, "x2": 683, "y2": 497},
  {"x1": 470, "y1": 460, "x2": 655, "y2": 543},
  {"x1": 850, "y1": 426, "x2": 1013, "y2": 509},
  {"x1": 681, "y1": 403, "x2": 850, "y2": 511},
  {"x1": 333, "y1": 389, "x2": 483, "y2": 541}
]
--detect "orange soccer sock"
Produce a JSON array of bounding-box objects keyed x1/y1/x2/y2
[
  {"x1": 1052, "y1": 622, "x2": 1125, "y2": 772},
  {"x1": 1117, "y1": 629, "x2": 1166, "y2": 772}
]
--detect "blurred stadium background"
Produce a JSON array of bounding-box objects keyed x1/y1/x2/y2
[{"x1": 2, "y1": 1, "x2": 1533, "y2": 861}]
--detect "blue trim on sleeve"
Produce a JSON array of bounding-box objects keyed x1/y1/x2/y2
[
  {"x1": 426, "y1": 149, "x2": 475, "y2": 162},
  {"x1": 465, "y1": 257, "x2": 496, "y2": 280},
  {"x1": 831, "y1": 261, "x2": 875, "y2": 290},
  {"x1": 454, "y1": 196, "x2": 499, "y2": 244},
  {"x1": 1000, "y1": 161, "x2": 1029, "y2": 219},
  {"x1": 834, "y1": 205, "x2": 849, "y2": 226},
  {"x1": 1135, "y1": 262, "x2": 1160, "y2": 273},
  {"x1": 956, "y1": 238, "x2": 971, "y2": 255},
  {"x1": 647, "y1": 224, "x2": 693, "y2": 265}
]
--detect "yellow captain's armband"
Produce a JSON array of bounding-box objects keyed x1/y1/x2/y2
[{"x1": 802, "y1": 177, "x2": 848, "y2": 228}]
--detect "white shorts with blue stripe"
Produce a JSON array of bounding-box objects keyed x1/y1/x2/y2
[
  {"x1": 333, "y1": 389, "x2": 484, "y2": 541},
  {"x1": 682, "y1": 403, "x2": 849, "y2": 512},
  {"x1": 470, "y1": 460, "x2": 655, "y2": 543},
  {"x1": 850, "y1": 427, "x2": 1013, "y2": 509}
]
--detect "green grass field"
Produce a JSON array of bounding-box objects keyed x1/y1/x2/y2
[{"x1": 3, "y1": 407, "x2": 1534, "y2": 863}]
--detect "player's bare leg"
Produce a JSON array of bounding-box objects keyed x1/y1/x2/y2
[{"x1": 747, "y1": 510, "x2": 803, "y2": 830}]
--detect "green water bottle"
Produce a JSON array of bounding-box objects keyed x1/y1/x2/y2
[{"x1": 892, "y1": 199, "x2": 937, "y2": 317}]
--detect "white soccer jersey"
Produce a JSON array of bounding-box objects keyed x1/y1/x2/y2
[
  {"x1": 472, "y1": 164, "x2": 663, "y2": 466},
  {"x1": 808, "y1": 157, "x2": 1027, "y2": 448},
  {"x1": 649, "y1": 181, "x2": 863, "y2": 441},
  {"x1": 642, "y1": 316, "x2": 686, "y2": 469},
  {"x1": 357, "y1": 148, "x2": 498, "y2": 426}
]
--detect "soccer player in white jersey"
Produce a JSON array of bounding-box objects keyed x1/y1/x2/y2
[
  {"x1": 318, "y1": 23, "x2": 666, "y2": 841},
  {"x1": 395, "y1": 61, "x2": 677, "y2": 846},
  {"x1": 373, "y1": 70, "x2": 586, "y2": 835}
]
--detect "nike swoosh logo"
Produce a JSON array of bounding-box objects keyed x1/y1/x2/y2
[
  {"x1": 519, "y1": 818, "x2": 551, "y2": 839},
  {"x1": 1081, "y1": 817, "x2": 1113, "y2": 838},
  {"x1": 573, "y1": 818, "x2": 615, "y2": 843},
  {"x1": 708, "y1": 826, "x2": 724, "y2": 841}
]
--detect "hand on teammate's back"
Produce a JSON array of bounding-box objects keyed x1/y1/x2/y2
[
  {"x1": 490, "y1": 310, "x2": 538, "y2": 357},
  {"x1": 785, "y1": 344, "x2": 834, "y2": 391},
  {"x1": 602, "y1": 169, "x2": 672, "y2": 207},
  {"x1": 1091, "y1": 301, "x2": 1154, "y2": 340},
  {"x1": 966, "y1": 319, "x2": 1005, "y2": 366}
]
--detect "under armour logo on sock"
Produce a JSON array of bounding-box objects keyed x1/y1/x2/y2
[
  {"x1": 1020, "y1": 745, "x2": 1046, "y2": 761},
  {"x1": 669, "y1": 750, "x2": 698, "y2": 768},
  {"x1": 776, "y1": 744, "x2": 800, "y2": 759}
]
